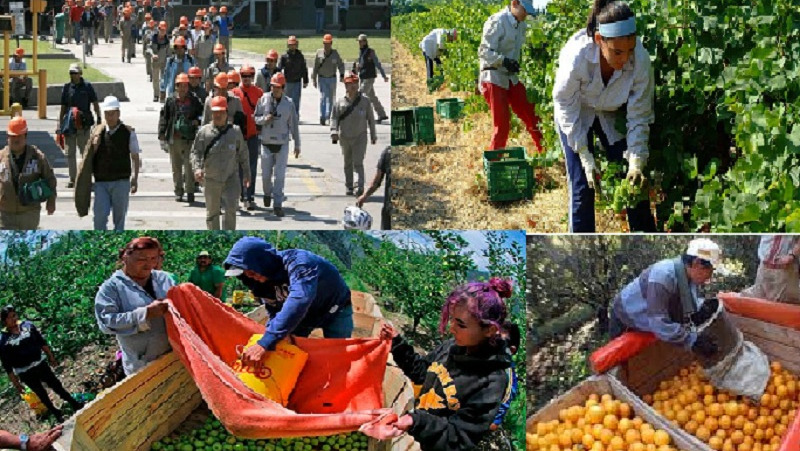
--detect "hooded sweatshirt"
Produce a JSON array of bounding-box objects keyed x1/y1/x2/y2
[
  {"x1": 223, "y1": 237, "x2": 351, "y2": 350},
  {"x1": 391, "y1": 336, "x2": 511, "y2": 451}
]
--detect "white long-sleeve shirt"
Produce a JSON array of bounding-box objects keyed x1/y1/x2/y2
[
  {"x1": 419, "y1": 28, "x2": 449, "y2": 59},
  {"x1": 478, "y1": 7, "x2": 526, "y2": 90},
  {"x1": 553, "y1": 30, "x2": 654, "y2": 163}
]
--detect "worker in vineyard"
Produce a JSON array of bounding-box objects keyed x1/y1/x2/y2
[
  {"x1": 741, "y1": 235, "x2": 800, "y2": 304},
  {"x1": 0, "y1": 425, "x2": 63, "y2": 451},
  {"x1": 224, "y1": 236, "x2": 353, "y2": 362},
  {"x1": 188, "y1": 250, "x2": 226, "y2": 301},
  {"x1": 478, "y1": 0, "x2": 544, "y2": 153},
  {"x1": 95, "y1": 237, "x2": 175, "y2": 375},
  {"x1": 365, "y1": 278, "x2": 513, "y2": 450},
  {"x1": 419, "y1": 28, "x2": 457, "y2": 80},
  {"x1": 553, "y1": 0, "x2": 656, "y2": 232},
  {"x1": 608, "y1": 238, "x2": 722, "y2": 358},
  {"x1": 0, "y1": 306, "x2": 85, "y2": 423}
]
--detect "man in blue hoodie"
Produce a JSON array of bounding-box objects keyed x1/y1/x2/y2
[{"x1": 223, "y1": 237, "x2": 353, "y2": 364}]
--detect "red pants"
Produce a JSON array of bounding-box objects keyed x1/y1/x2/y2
[{"x1": 482, "y1": 81, "x2": 543, "y2": 152}]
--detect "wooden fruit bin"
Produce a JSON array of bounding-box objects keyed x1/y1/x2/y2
[
  {"x1": 604, "y1": 294, "x2": 800, "y2": 451},
  {"x1": 526, "y1": 374, "x2": 696, "y2": 450},
  {"x1": 54, "y1": 291, "x2": 421, "y2": 451}
]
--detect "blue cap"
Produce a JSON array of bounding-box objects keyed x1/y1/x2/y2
[{"x1": 519, "y1": 0, "x2": 536, "y2": 15}]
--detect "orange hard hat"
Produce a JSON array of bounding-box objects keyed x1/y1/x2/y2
[
  {"x1": 173, "y1": 36, "x2": 186, "y2": 47},
  {"x1": 175, "y1": 73, "x2": 190, "y2": 84},
  {"x1": 213, "y1": 43, "x2": 225, "y2": 54},
  {"x1": 220, "y1": 6, "x2": 227, "y2": 13},
  {"x1": 14, "y1": 48, "x2": 24, "y2": 57},
  {"x1": 179, "y1": 15, "x2": 188, "y2": 24},
  {"x1": 266, "y1": 49, "x2": 279, "y2": 60},
  {"x1": 214, "y1": 73, "x2": 229, "y2": 88},
  {"x1": 240, "y1": 64, "x2": 255, "y2": 76},
  {"x1": 270, "y1": 72, "x2": 286, "y2": 87},
  {"x1": 158, "y1": 20, "x2": 167, "y2": 30},
  {"x1": 7, "y1": 117, "x2": 27, "y2": 136},
  {"x1": 210, "y1": 96, "x2": 228, "y2": 111},
  {"x1": 227, "y1": 70, "x2": 240, "y2": 84},
  {"x1": 323, "y1": 34, "x2": 333, "y2": 43},
  {"x1": 344, "y1": 73, "x2": 359, "y2": 84},
  {"x1": 287, "y1": 35, "x2": 298, "y2": 45},
  {"x1": 188, "y1": 66, "x2": 203, "y2": 78}
]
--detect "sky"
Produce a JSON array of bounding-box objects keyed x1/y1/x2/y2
[{"x1": 366, "y1": 230, "x2": 526, "y2": 271}]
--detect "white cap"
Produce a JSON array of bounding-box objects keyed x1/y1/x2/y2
[
  {"x1": 101, "y1": 96, "x2": 121, "y2": 111},
  {"x1": 225, "y1": 266, "x2": 244, "y2": 277},
  {"x1": 686, "y1": 238, "x2": 721, "y2": 267},
  {"x1": 68, "y1": 63, "x2": 82, "y2": 73}
]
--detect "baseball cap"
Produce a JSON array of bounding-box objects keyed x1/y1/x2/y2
[{"x1": 225, "y1": 266, "x2": 244, "y2": 277}]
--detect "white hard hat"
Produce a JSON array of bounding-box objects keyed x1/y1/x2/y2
[
  {"x1": 343, "y1": 206, "x2": 372, "y2": 230},
  {"x1": 686, "y1": 238, "x2": 721, "y2": 267},
  {"x1": 101, "y1": 96, "x2": 121, "y2": 111}
]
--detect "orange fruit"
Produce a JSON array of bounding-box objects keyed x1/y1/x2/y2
[
  {"x1": 587, "y1": 405, "x2": 605, "y2": 425},
  {"x1": 653, "y1": 429, "x2": 670, "y2": 446}
]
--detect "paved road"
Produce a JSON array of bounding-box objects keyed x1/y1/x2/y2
[{"x1": 4, "y1": 39, "x2": 391, "y2": 230}]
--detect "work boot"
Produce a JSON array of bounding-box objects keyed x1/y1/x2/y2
[
  {"x1": 67, "y1": 180, "x2": 75, "y2": 188},
  {"x1": 263, "y1": 196, "x2": 271, "y2": 207},
  {"x1": 345, "y1": 189, "x2": 353, "y2": 196},
  {"x1": 187, "y1": 193, "x2": 194, "y2": 203},
  {"x1": 247, "y1": 200, "x2": 256, "y2": 211},
  {"x1": 274, "y1": 207, "x2": 284, "y2": 217},
  {"x1": 174, "y1": 194, "x2": 182, "y2": 202}
]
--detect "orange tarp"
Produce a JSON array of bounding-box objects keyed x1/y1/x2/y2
[
  {"x1": 589, "y1": 331, "x2": 658, "y2": 374},
  {"x1": 164, "y1": 284, "x2": 391, "y2": 438},
  {"x1": 718, "y1": 292, "x2": 800, "y2": 331}
]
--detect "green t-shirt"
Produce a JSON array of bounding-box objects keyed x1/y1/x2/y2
[{"x1": 188, "y1": 265, "x2": 226, "y2": 301}]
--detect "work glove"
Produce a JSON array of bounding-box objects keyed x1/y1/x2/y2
[
  {"x1": 691, "y1": 334, "x2": 719, "y2": 358},
  {"x1": 690, "y1": 298, "x2": 719, "y2": 326},
  {"x1": 626, "y1": 154, "x2": 646, "y2": 187},
  {"x1": 502, "y1": 57, "x2": 520, "y2": 73},
  {"x1": 575, "y1": 146, "x2": 598, "y2": 190}
]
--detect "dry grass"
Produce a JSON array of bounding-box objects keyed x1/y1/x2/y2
[{"x1": 391, "y1": 39, "x2": 620, "y2": 232}]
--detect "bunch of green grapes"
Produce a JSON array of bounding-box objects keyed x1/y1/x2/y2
[
  {"x1": 150, "y1": 416, "x2": 370, "y2": 451},
  {"x1": 611, "y1": 181, "x2": 650, "y2": 214}
]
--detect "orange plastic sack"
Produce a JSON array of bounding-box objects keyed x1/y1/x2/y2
[
  {"x1": 233, "y1": 334, "x2": 308, "y2": 406},
  {"x1": 589, "y1": 331, "x2": 658, "y2": 374},
  {"x1": 779, "y1": 408, "x2": 800, "y2": 451},
  {"x1": 718, "y1": 292, "x2": 800, "y2": 331},
  {"x1": 164, "y1": 283, "x2": 391, "y2": 439}
]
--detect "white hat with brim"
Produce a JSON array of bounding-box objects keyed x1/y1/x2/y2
[
  {"x1": 686, "y1": 238, "x2": 722, "y2": 268},
  {"x1": 69, "y1": 63, "x2": 82, "y2": 73},
  {"x1": 225, "y1": 266, "x2": 244, "y2": 277},
  {"x1": 101, "y1": 96, "x2": 121, "y2": 111}
]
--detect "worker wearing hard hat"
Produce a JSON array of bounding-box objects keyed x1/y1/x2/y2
[
  {"x1": 159, "y1": 35, "x2": 195, "y2": 102},
  {"x1": 279, "y1": 36, "x2": 309, "y2": 118},
  {"x1": 191, "y1": 96, "x2": 250, "y2": 230},
  {"x1": 330, "y1": 73, "x2": 377, "y2": 197},
  {"x1": 311, "y1": 34, "x2": 346, "y2": 126},
  {"x1": 255, "y1": 49, "x2": 280, "y2": 93},
  {"x1": 214, "y1": 6, "x2": 233, "y2": 59},
  {"x1": 119, "y1": 6, "x2": 136, "y2": 63},
  {"x1": 609, "y1": 238, "x2": 723, "y2": 357},
  {"x1": 0, "y1": 117, "x2": 58, "y2": 229},
  {"x1": 8, "y1": 48, "x2": 33, "y2": 108},
  {"x1": 353, "y1": 34, "x2": 388, "y2": 123},
  {"x1": 419, "y1": 28, "x2": 457, "y2": 80},
  {"x1": 204, "y1": 43, "x2": 231, "y2": 93}
]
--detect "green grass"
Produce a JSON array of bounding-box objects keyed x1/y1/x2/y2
[
  {"x1": 6, "y1": 38, "x2": 62, "y2": 55},
  {"x1": 27, "y1": 59, "x2": 113, "y2": 87},
  {"x1": 233, "y1": 35, "x2": 390, "y2": 64}
]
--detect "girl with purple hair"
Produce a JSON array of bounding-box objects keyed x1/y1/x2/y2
[{"x1": 363, "y1": 278, "x2": 514, "y2": 450}]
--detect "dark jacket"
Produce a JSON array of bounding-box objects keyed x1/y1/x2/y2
[
  {"x1": 158, "y1": 92, "x2": 204, "y2": 142},
  {"x1": 0, "y1": 321, "x2": 46, "y2": 374},
  {"x1": 223, "y1": 237, "x2": 351, "y2": 351},
  {"x1": 391, "y1": 337, "x2": 511, "y2": 451},
  {"x1": 278, "y1": 50, "x2": 309, "y2": 84}
]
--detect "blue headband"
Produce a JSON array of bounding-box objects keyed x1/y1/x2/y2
[{"x1": 598, "y1": 16, "x2": 636, "y2": 38}]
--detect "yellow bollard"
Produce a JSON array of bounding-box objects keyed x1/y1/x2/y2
[{"x1": 38, "y1": 69, "x2": 46, "y2": 119}]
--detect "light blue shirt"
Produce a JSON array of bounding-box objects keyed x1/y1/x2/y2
[
  {"x1": 160, "y1": 55, "x2": 193, "y2": 97},
  {"x1": 95, "y1": 269, "x2": 175, "y2": 375}
]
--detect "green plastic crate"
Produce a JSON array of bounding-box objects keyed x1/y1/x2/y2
[
  {"x1": 391, "y1": 109, "x2": 415, "y2": 146},
  {"x1": 413, "y1": 106, "x2": 436, "y2": 144},
  {"x1": 435, "y1": 98, "x2": 465, "y2": 120},
  {"x1": 427, "y1": 75, "x2": 444, "y2": 93},
  {"x1": 483, "y1": 147, "x2": 534, "y2": 202}
]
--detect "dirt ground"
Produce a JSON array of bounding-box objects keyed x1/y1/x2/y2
[{"x1": 391, "y1": 39, "x2": 619, "y2": 232}]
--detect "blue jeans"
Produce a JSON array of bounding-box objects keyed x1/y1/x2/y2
[
  {"x1": 93, "y1": 179, "x2": 130, "y2": 231},
  {"x1": 294, "y1": 304, "x2": 354, "y2": 338},
  {"x1": 558, "y1": 117, "x2": 656, "y2": 233},
  {"x1": 240, "y1": 136, "x2": 259, "y2": 201},
  {"x1": 73, "y1": 23, "x2": 81, "y2": 43},
  {"x1": 318, "y1": 76, "x2": 336, "y2": 122},
  {"x1": 261, "y1": 143, "x2": 289, "y2": 208},
  {"x1": 423, "y1": 52, "x2": 441, "y2": 80},
  {"x1": 285, "y1": 82, "x2": 302, "y2": 116},
  {"x1": 315, "y1": 8, "x2": 325, "y2": 33}
]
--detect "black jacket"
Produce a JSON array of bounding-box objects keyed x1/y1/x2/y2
[
  {"x1": 158, "y1": 92, "x2": 204, "y2": 141},
  {"x1": 278, "y1": 50, "x2": 309, "y2": 84},
  {"x1": 391, "y1": 337, "x2": 511, "y2": 451}
]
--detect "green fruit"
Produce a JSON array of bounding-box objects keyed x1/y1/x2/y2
[{"x1": 152, "y1": 442, "x2": 163, "y2": 451}]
